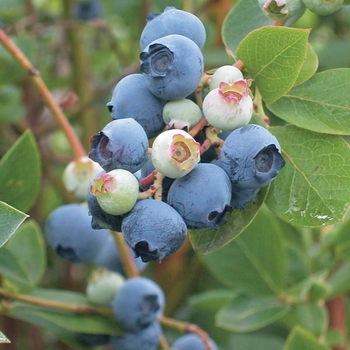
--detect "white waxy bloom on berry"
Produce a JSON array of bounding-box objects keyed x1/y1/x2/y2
[{"x1": 209, "y1": 65, "x2": 244, "y2": 90}]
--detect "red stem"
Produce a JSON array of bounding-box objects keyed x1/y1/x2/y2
[{"x1": 326, "y1": 296, "x2": 347, "y2": 350}]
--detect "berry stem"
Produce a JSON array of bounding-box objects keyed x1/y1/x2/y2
[
  {"x1": 160, "y1": 316, "x2": 213, "y2": 350},
  {"x1": 0, "y1": 29, "x2": 86, "y2": 159},
  {"x1": 0, "y1": 287, "x2": 112, "y2": 316},
  {"x1": 254, "y1": 87, "x2": 270, "y2": 126},
  {"x1": 188, "y1": 117, "x2": 209, "y2": 138},
  {"x1": 111, "y1": 231, "x2": 140, "y2": 278}
]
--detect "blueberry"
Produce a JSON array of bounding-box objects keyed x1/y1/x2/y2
[
  {"x1": 72, "y1": 0, "x2": 101, "y2": 21},
  {"x1": 140, "y1": 6, "x2": 206, "y2": 50},
  {"x1": 140, "y1": 34, "x2": 204, "y2": 101},
  {"x1": 111, "y1": 277, "x2": 165, "y2": 333},
  {"x1": 107, "y1": 74, "x2": 166, "y2": 139},
  {"x1": 219, "y1": 124, "x2": 285, "y2": 208},
  {"x1": 167, "y1": 163, "x2": 232, "y2": 229},
  {"x1": 93, "y1": 233, "x2": 148, "y2": 274},
  {"x1": 89, "y1": 118, "x2": 149, "y2": 173},
  {"x1": 44, "y1": 204, "x2": 110, "y2": 263},
  {"x1": 172, "y1": 333, "x2": 219, "y2": 350},
  {"x1": 110, "y1": 321, "x2": 161, "y2": 350},
  {"x1": 87, "y1": 190, "x2": 123, "y2": 231},
  {"x1": 122, "y1": 199, "x2": 187, "y2": 262}
]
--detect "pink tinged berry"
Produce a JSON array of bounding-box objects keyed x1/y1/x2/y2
[
  {"x1": 209, "y1": 65, "x2": 244, "y2": 90},
  {"x1": 203, "y1": 80, "x2": 253, "y2": 131},
  {"x1": 151, "y1": 129, "x2": 200, "y2": 178},
  {"x1": 89, "y1": 169, "x2": 139, "y2": 215},
  {"x1": 62, "y1": 156, "x2": 103, "y2": 200}
]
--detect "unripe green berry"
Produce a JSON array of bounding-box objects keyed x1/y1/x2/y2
[
  {"x1": 302, "y1": 0, "x2": 343, "y2": 16},
  {"x1": 89, "y1": 169, "x2": 139, "y2": 215},
  {"x1": 86, "y1": 269, "x2": 125, "y2": 305}
]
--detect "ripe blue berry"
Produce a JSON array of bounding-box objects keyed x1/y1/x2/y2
[
  {"x1": 122, "y1": 199, "x2": 187, "y2": 262},
  {"x1": 93, "y1": 233, "x2": 148, "y2": 274},
  {"x1": 111, "y1": 277, "x2": 165, "y2": 333},
  {"x1": 89, "y1": 118, "x2": 149, "y2": 173},
  {"x1": 110, "y1": 321, "x2": 161, "y2": 350},
  {"x1": 140, "y1": 34, "x2": 204, "y2": 101},
  {"x1": 107, "y1": 74, "x2": 166, "y2": 139},
  {"x1": 167, "y1": 163, "x2": 232, "y2": 229},
  {"x1": 140, "y1": 6, "x2": 206, "y2": 50},
  {"x1": 44, "y1": 204, "x2": 110, "y2": 263},
  {"x1": 172, "y1": 333, "x2": 219, "y2": 350},
  {"x1": 219, "y1": 124, "x2": 285, "y2": 208}
]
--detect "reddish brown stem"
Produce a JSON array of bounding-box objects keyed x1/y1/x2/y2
[
  {"x1": 0, "y1": 29, "x2": 86, "y2": 159},
  {"x1": 326, "y1": 296, "x2": 347, "y2": 350}
]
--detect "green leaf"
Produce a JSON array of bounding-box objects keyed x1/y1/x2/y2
[
  {"x1": 222, "y1": 0, "x2": 272, "y2": 60},
  {"x1": 227, "y1": 333, "x2": 285, "y2": 350},
  {"x1": 0, "y1": 129, "x2": 41, "y2": 212},
  {"x1": 266, "y1": 125, "x2": 350, "y2": 227},
  {"x1": 0, "y1": 201, "x2": 28, "y2": 248},
  {"x1": 0, "y1": 86, "x2": 25, "y2": 122},
  {"x1": 0, "y1": 331, "x2": 10, "y2": 343},
  {"x1": 200, "y1": 206, "x2": 287, "y2": 296},
  {"x1": 294, "y1": 43, "x2": 319, "y2": 86},
  {"x1": 189, "y1": 289, "x2": 237, "y2": 313},
  {"x1": 189, "y1": 186, "x2": 267, "y2": 254},
  {"x1": 0, "y1": 220, "x2": 46, "y2": 291},
  {"x1": 279, "y1": 302, "x2": 328, "y2": 337},
  {"x1": 217, "y1": 295, "x2": 291, "y2": 332},
  {"x1": 284, "y1": 326, "x2": 330, "y2": 350},
  {"x1": 267, "y1": 69, "x2": 350, "y2": 135},
  {"x1": 8, "y1": 304, "x2": 122, "y2": 336},
  {"x1": 236, "y1": 26, "x2": 309, "y2": 104}
]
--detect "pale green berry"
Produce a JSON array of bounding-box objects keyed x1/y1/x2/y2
[
  {"x1": 86, "y1": 268, "x2": 125, "y2": 305},
  {"x1": 89, "y1": 169, "x2": 139, "y2": 215},
  {"x1": 162, "y1": 99, "x2": 202, "y2": 130},
  {"x1": 259, "y1": 0, "x2": 306, "y2": 23},
  {"x1": 203, "y1": 80, "x2": 253, "y2": 131},
  {"x1": 302, "y1": 0, "x2": 343, "y2": 15},
  {"x1": 62, "y1": 156, "x2": 103, "y2": 200},
  {"x1": 151, "y1": 129, "x2": 200, "y2": 179},
  {"x1": 209, "y1": 65, "x2": 244, "y2": 90}
]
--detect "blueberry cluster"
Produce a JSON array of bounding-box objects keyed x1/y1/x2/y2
[
  {"x1": 44, "y1": 6, "x2": 286, "y2": 350},
  {"x1": 84, "y1": 6, "x2": 285, "y2": 266}
]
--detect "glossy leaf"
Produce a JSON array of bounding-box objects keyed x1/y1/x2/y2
[
  {"x1": 0, "y1": 130, "x2": 41, "y2": 212},
  {"x1": 217, "y1": 295, "x2": 290, "y2": 332},
  {"x1": 0, "y1": 201, "x2": 27, "y2": 248},
  {"x1": 189, "y1": 187, "x2": 267, "y2": 254},
  {"x1": 200, "y1": 206, "x2": 287, "y2": 296},
  {"x1": 267, "y1": 69, "x2": 350, "y2": 135},
  {"x1": 284, "y1": 326, "x2": 330, "y2": 350},
  {"x1": 222, "y1": 0, "x2": 272, "y2": 59},
  {"x1": 294, "y1": 43, "x2": 319, "y2": 86},
  {"x1": 266, "y1": 125, "x2": 350, "y2": 227},
  {"x1": 0, "y1": 220, "x2": 46, "y2": 291},
  {"x1": 279, "y1": 302, "x2": 328, "y2": 337},
  {"x1": 236, "y1": 26, "x2": 309, "y2": 104}
]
